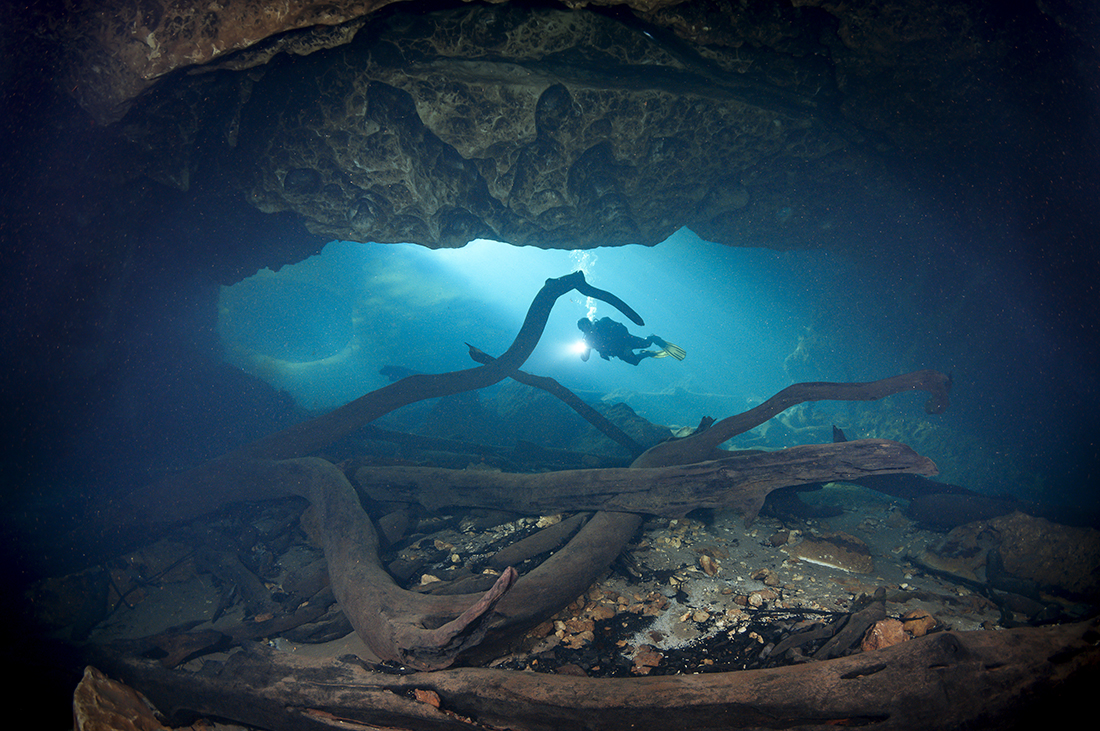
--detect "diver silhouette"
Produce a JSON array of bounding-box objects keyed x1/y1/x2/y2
[{"x1": 577, "y1": 317, "x2": 686, "y2": 365}]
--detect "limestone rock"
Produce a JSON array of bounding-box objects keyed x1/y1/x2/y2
[
  {"x1": 28, "y1": 1, "x2": 1016, "y2": 255},
  {"x1": 861, "y1": 618, "x2": 908, "y2": 652},
  {"x1": 239, "y1": 4, "x2": 852, "y2": 250},
  {"x1": 14, "y1": 0, "x2": 1066, "y2": 263},
  {"x1": 783, "y1": 531, "x2": 874, "y2": 574},
  {"x1": 988, "y1": 511, "x2": 1100, "y2": 602},
  {"x1": 44, "y1": 0, "x2": 396, "y2": 124},
  {"x1": 918, "y1": 511, "x2": 1100, "y2": 603},
  {"x1": 918, "y1": 521, "x2": 999, "y2": 583},
  {"x1": 631, "y1": 643, "x2": 664, "y2": 675},
  {"x1": 901, "y1": 609, "x2": 938, "y2": 638},
  {"x1": 73, "y1": 666, "x2": 168, "y2": 731}
]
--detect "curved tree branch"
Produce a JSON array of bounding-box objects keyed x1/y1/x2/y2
[
  {"x1": 466, "y1": 343, "x2": 645, "y2": 458},
  {"x1": 109, "y1": 275, "x2": 954, "y2": 677},
  {"x1": 633, "y1": 370, "x2": 952, "y2": 468}
]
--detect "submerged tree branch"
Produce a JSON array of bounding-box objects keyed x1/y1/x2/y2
[
  {"x1": 633, "y1": 370, "x2": 952, "y2": 468},
  {"x1": 105, "y1": 272, "x2": 653, "y2": 670},
  {"x1": 466, "y1": 343, "x2": 646, "y2": 458},
  {"x1": 105, "y1": 273, "x2": 956, "y2": 679},
  {"x1": 254, "y1": 457, "x2": 641, "y2": 670}
]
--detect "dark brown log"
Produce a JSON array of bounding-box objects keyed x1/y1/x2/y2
[
  {"x1": 153, "y1": 439, "x2": 932, "y2": 669},
  {"x1": 101, "y1": 273, "x2": 955, "y2": 690},
  {"x1": 86, "y1": 271, "x2": 978, "y2": 723},
  {"x1": 634, "y1": 370, "x2": 952, "y2": 468},
  {"x1": 480, "y1": 511, "x2": 643, "y2": 649},
  {"x1": 354, "y1": 439, "x2": 937, "y2": 524},
  {"x1": 89, "y1": 618, "x2": 1100, "y2": 731},
  {"x1": 96, "y1": 274, "x2": 653, "y2": 672}
]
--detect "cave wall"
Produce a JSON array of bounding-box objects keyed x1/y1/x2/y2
[
  {"x1": 237, "y1": 3, "x2": 865, "y2": 250},
  {"x1": 32, "y1": 0, "x2": 1088, "y2": 256}
]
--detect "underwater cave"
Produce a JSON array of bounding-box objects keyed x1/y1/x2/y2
[{"x1": 2, "y1": 1, "x2": 1099, "y2": 728}]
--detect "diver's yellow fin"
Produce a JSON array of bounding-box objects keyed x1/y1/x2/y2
[
  {"x1": 650, "y1": 350, "x2": 670, "y2": 359},
  {"x1": 661, "y1": 342, "x2": 687, "y2": 360}
]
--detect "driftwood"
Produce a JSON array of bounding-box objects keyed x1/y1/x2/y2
[
  {"x1": 88, "y1": 617, "x2": 1100, "y2": 731},
  {"x1": 95, "y1": 272, "x2": 654, "y2": 671},
  {"x1": 250, "y1": 456, "x2": 643, "y2": 669},
  {"x1": 118, "y1": 369, "x2": 950, "y2": 670},
  {"x1": 245, "y1": 438, "x2": 932, "y2": 668},
  {"x1": 254, "y1": 457, "x2": 515, "y2": 670},
  {"x1": 486, "y1": 511, "x2": 592, "y2": 570},
  {"x1": 354, "y1": 439, "x2": 936, "y2": 523},
  {"x1": 633, "y1": 370, "x2": 952, "y2": 468}
]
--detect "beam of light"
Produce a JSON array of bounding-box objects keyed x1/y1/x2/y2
[
  {"x1": 217, "y1": 228, "x2": 864, "y2": 428},
  {"x1": 569, "y1": 249, "x2": 600, "y2": 319}
]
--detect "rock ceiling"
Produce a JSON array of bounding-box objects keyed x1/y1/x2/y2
[{"x1": 33, "y1": 0, "x2": 1095, "y2": 256}]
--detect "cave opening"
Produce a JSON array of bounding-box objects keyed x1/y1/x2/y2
[
  {"x1": 215, "y1": 228, "x2": 993, "y2": 489},
  {"x1": 217, "y1": 229, "x2": 838, "y2": 418}
]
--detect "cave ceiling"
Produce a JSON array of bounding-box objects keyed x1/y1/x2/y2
[{"x1": 30, "y1": 0, "x2": 1099, "y2": 257}]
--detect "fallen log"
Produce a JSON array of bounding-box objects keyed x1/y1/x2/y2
[
  {"x1": 252, "y1": 438, "x2": 932, "y2": 668},
  {"x1": 253, "y1": 457, "x2": 518, "y2": 670},
  {"x1": 88, "y1": 617, "x2": 1100, "y2": 731},
  {"x1": 354, "y1": 439, "x2": 937, "y2": 524},
  {"x1": 486, "y1": 511, "x2": 592, "y2": 571},
  {"x1": 95, "y1": 273, "x2": 652, "y2": 672}
]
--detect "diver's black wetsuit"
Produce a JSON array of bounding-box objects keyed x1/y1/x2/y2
[{"x1": 578, "y1": 317, "x2": 662, "y2": 365}]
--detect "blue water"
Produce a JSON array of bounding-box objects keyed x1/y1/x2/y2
[
  {"x1": 216, "y1": 226, "x2": 1095, "y2": 505},
  {"x1": 219, "y1": 230, "x2": 840, "y2": 417}
]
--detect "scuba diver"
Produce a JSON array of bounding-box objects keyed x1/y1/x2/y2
[{"x1": 577, "y1": 317, "x2": 686, "y2": 365}]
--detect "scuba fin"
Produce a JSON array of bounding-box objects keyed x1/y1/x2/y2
[
  {"x1": 658, "y1": 341, "x2": 687, "y2": 360},
  {"x1": 646, "y1": 336, "x2": 686, "y2": 361}
]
